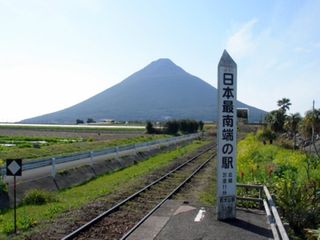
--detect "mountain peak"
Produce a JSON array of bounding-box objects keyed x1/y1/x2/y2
[
  {"x1": 151, "y1": 58, "x2": 175, "y2": 65},
  {"x1": 136, "y1": 58, "x2": 187, "y2": 77}
]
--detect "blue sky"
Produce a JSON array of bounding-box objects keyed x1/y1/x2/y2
[{"x1": 1, "y1": 0, "x2": 319, "y2": 122}]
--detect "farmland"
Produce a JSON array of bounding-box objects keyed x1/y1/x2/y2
[{"x1": 0, "y1": 125, "x2": 165, "y2": 161}]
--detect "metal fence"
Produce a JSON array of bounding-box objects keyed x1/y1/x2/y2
[
  {"x1": 0, "y1": 133, "x2": 201, "y2": 175},
  {"x1": 237, "y1": 184, "x2": 289, "y2": 240}
]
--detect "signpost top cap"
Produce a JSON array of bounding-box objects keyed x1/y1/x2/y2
[{"x1": 218, "y1": 50, "x2": 236, "y2": 68}]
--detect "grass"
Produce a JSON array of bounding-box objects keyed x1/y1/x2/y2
[
  {"x1": 22, "y1": 189, "x2": 58, "y2": 206},
  {"x1": 199, "y1": 175, "x2": 216, "y2": 206},
  {"x1": 0, "y1": 135, "x2": 167, "y2": 161},
  {"x1": 0, "y1": 139, "x2": 208, "y2": 237},
  {"x1": 237, "y1": 132, "x2": 320, "y2": 239},
  {"x1": 237, "y1": 133, "x2": 309, "y2": 184}
]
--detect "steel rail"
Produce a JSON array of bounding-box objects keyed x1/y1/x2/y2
[
  {"x1": 120, "y1": 154, "x2": 214, "y2": 240},
  {"x1": 61, "y1": 145, "x2": 214, "y2": 240}
]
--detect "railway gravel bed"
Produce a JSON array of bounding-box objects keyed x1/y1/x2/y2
[
  {"x1": 23, "y1": 142, "x2": 214, "y2": 240},
  {"x1": 69, "y1": 147, "x2": 215, "y2": 240}
]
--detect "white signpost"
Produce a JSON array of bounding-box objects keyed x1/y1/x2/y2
[{"x1": 217, "y1": 50, "x2": 237, "y2": 220}]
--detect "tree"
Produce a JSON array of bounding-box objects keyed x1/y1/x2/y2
[
  {"x1": 265, "y1": 110, "x2": 286, "y2": 132},
  {"x1": 179, "y1": 120, "x2": 188, "y2": 134},
  {"x1": 190, "y1": 120, "x2": 199, "y2": 133},
  {"x1": 285, "y1": 113, "x2": 302, "y2": 135},
  {"x1": 164, "y1": 120, "x2": 179, "y2": 135},
  {"x1": 178, "y1": 119, "x2": 199, "y2": 134},
  {"x1": 277, "y1": 98, "x2": 291, "y2": 113},
  {"x1": 199, "y1": 121, "x2": 204, "y2": 131},
  {"x1": 265, "y1": 98, "x2": 292, "y2": 133},
  {"x1": 300, "y1": 109, "x2": 320, "y2": 138},
  {"x1": 285, "y1": 113, "x2": 302, "y2": 148},
  {"x1": 87, "y1": 118, "x2": 96, "y2": 124},
  {"x1": 76, "y1": 119, "x2": 84, "y2": 124},
  {"x1": 146, "y1": 121, "x2": 155, "y2": 134}
]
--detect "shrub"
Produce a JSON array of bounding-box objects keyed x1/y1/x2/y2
[
  {"x1": 274, "y1": 179, "x2": 320, "y2": 237},
  {"x1": 257, "y1": 128, "x2": 276, "y2": 144},
  {"x1": 23, "y1": 189, "x2": 57, "y2": 205},
  {"x1": 305, "y1": 228, "x2": 320, "y2": 240},
  {"x1": 0, "y1": 179, "x2": 6, "y2": 193},
  {"x1": 0, "y1": 159, "x2": 6, "y2": 193}
]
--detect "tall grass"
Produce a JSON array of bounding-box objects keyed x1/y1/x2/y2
[{"x1": 237, "y1": 133, "x2": 320, "y2": 238}]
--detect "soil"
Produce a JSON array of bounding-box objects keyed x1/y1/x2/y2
[{"x1": 172, "y1": 155, "x2": 216, "y2": 206}]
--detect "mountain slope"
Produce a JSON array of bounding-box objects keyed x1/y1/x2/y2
[{"x1": 22, "y1": 58, "x2": 266, "y2": 123}]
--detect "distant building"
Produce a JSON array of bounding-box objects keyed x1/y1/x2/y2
[
  {"x1": 237, "y1": 108, "x2": 249, "y2": 122},
  {"x1": 102, "y1": 119, "x2": 115, "y2": 124}
]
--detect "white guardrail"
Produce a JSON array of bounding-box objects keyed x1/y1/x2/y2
[
  {"x1": 0, "y1": 133, "x2": 202, "y2": 175},
  {"x1": 237, "y1": 184, "x2": 289, "y2": 240}
]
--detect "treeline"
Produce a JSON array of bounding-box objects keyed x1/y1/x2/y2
[
  {"x1": 263, "y1": 97, "x2": 320, "y2": 150},
  {"x1": 76, "y1": 118, "x2": 96, "y2": 124},
  {"x1": 146, "y1": 120, "x2": 204, "y2": 135}
]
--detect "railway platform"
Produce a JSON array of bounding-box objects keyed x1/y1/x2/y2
[{"x1": 127, "y1": 200, "x2": 273, "y2": 240}]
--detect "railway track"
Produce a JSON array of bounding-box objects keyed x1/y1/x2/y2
[{"x1": 62, "y1": 145, "x2": 215, "y2": 240}]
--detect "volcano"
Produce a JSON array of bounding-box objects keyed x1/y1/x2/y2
[{"x1": 21, "y1": 58, "x2": 266, "y2": 123}]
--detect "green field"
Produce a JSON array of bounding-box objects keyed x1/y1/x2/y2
[{"x1": 0, "y1": 135, "x2": 166, "y2": 161}]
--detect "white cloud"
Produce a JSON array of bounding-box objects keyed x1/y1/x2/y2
[{"x1": 226, "y1": 19, "x2": 258, "y2": 59}]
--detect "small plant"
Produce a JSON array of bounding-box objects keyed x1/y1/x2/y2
[
  {"x1": 257, "y1": 128, "x2": 276, "y2": 144},
  {"x1": 23, "y1": 189, "x2": 57, "y2": 205},
  {"x1": 305, "y1": 228, "x2": 320, "y2": 240},
  {"x1": 274, "y1": 178, "x2": 320, "y2": 237},
  {"x1": 0, "y1": 159, "x2": 6, "y2": 193}
]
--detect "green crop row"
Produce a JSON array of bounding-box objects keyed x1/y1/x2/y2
[{"x1": 0, "y1": 135, "x2": 166, "y2": 161}]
